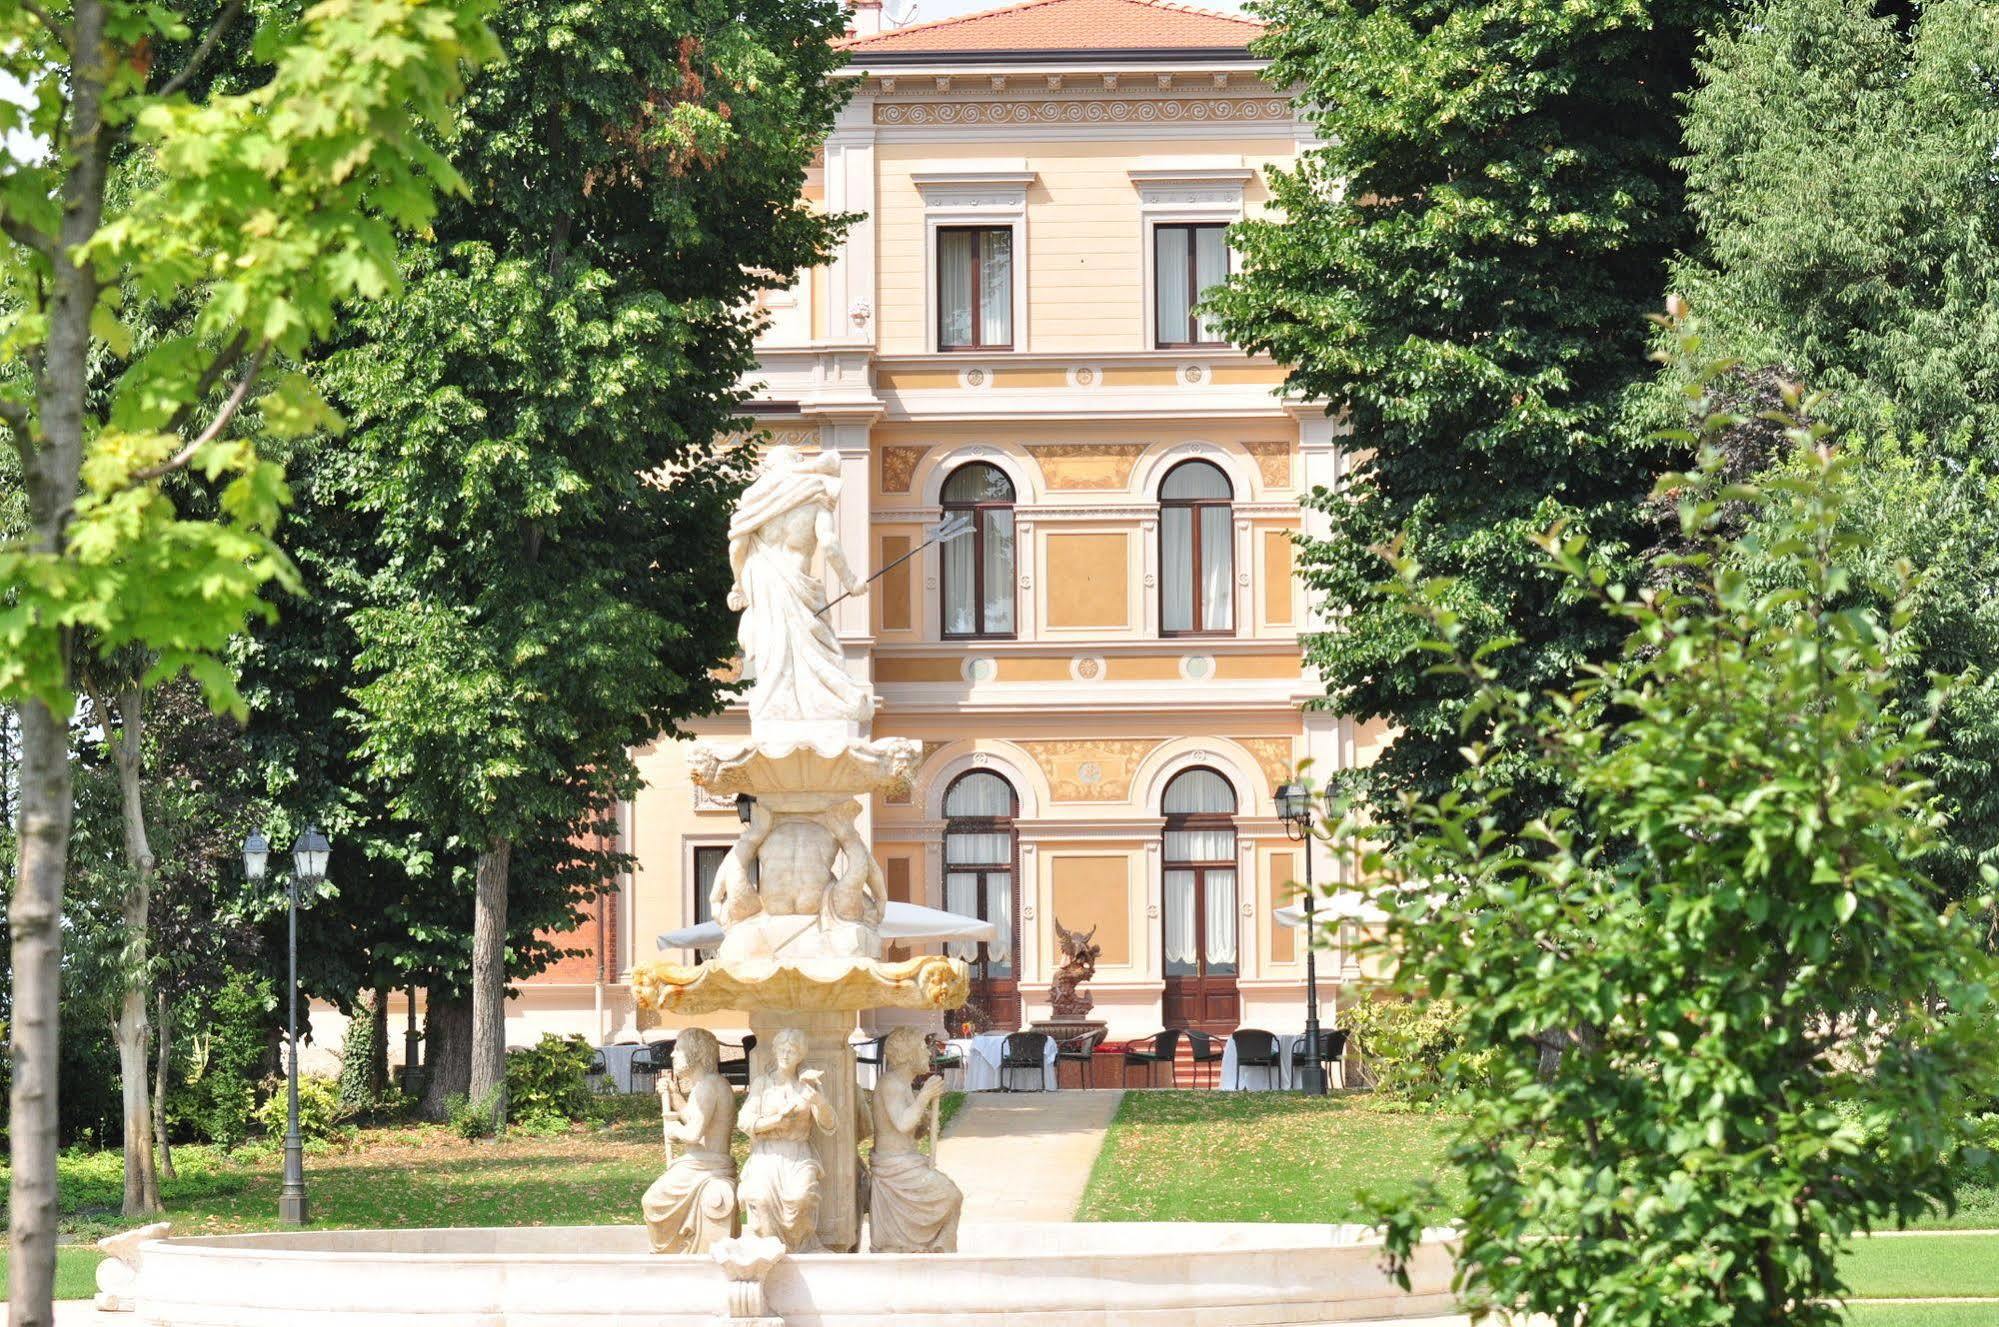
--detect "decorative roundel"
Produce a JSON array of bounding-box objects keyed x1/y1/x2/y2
[
  {"x1": 1074, "y1": 367, "x2": 1097, "y2": 387},
  {"x1": 1183, "y1": 655, "x2": 1215, "y2": 681},
  {"x1": 1183, "y1": 365, "x2": 1205, "y2": 384},
  {"x1": 1077, "y1": 761, "x2": 1104, "y2": 786},
  {"x1": 972, "y1": 751, "x2": 991, "y2": 767},
  {"x1": 965, "y1": 656, "x2": 999, "y2": 683},
  {"x1": 965, "y1": 367, "x2": 987, "y2": 387},
  {"x1": 1073, "y1": 656, "x2": 1103, "y2": 680}
]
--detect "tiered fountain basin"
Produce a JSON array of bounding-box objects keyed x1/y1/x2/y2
[{"x1": 126, "y1": 1221, "x2": 1460, "y2": 1326}]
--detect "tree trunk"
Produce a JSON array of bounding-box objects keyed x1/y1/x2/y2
[
  {"x1": 154, "y1": 989, "x2": 176, "y2": 1181},
  {"x1": 369, "y1": 983, "x2": 390, "y2": 1100},
  {"x1": 102, "y1": 685, "x2": 161, "y2": 1216},
  {"x1": 10, "y1": 699, "x2": 73, "y2": 1327},
  {"x1": 468, "y1": 838, "x2": 512, "y2": 1129},
  {"x1": 12, "y1": 0, "x2": 113, "y2": 1316},
  {"x1": 418, "y1": 993, "x2": 473, "y2": 1121}
]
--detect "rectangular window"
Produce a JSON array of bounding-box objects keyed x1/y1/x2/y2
[
  {"x1": 938, "y1": 226, "x2": 1013, "y2": 350},
  {"x1": 1154, "y1": 223, "x2": 1229, "y2": 348},
  {"x1": 692, "y1": 845, "x2": 727, "y2": 928}
]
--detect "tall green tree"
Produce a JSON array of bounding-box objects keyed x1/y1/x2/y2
[
  {"x1": 1675, "y1": 0, "x2": 1999, "y2": 445},
  {"x1": 1210, "y1": 0, "x2": 1722, "y2": 817},
  {"x1": 0, "y1": 0, "x2": 495, "y2": 1316},
  {"x1": 331, "y1": 0, "x2": 851, "y2": 1125},
  {"x1": 1344, "y1": 360, "x2": 1997, "y2": 1325}
]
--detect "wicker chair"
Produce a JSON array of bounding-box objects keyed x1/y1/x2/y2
[
  {"x1": 718, "y1": 1034, "x2": 757, "y2": 1088},
  {"x1": 1120, "y1": 1029, "x2": 1184, "y2": 1088},
  {"x1": 998, "y1": 1031, "x2": 1052, "y2": 1092},
  {"x1": 1055, "y1": 1028, "x2": 1107, "y2": 1088},
  {"x1": 630, "y1": 1040, "x2": 673, "y2": 1095},
  {"x1": 1184, "y1": 1029, "x2": 1224, "y2": 1087},
  {"x1": 1228, "y1": 1028, "x2": 1282, "y2": 1090}
]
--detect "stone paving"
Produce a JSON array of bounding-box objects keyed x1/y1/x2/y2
[{"x1": 936, "y1": 1088, "x2": 1125, "y2": 1222}]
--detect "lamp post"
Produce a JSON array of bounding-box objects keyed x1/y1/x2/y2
[
  {"x1": 245, "y1": 826, "x2": 330, "y2": 1225},
  {"x1": 1275, "y1": 783, "x2": 1327, "y2": 1096}
]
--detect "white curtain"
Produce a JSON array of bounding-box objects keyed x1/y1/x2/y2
[
  {"x1": 1163, "y1": 768, "x2": 1235, "y2": 815},
  {"x1": 1165, "y1": 827, "x2": 1237, "y2": 861},
  {"x1": 1204, "y1": 869, "x2": 1237, "y2": 973},
  {"x1": 946, "y1": 871, "x2": 980, "y2": 960},
  {"x1": 939, "y1": 230, "x2": 974, "y2": 347},
  {"x1": 942, "y1": 532, "x2": 976, "y2": 634},
  {"x1": 946, "y1": 831, "x2": 1011, "y2": 865},
  {"x1": 1162, "y1": 505, "x2": 1193, "y2": 632},
  {"x1": 983, "y1": 510, "x2": 1015, "y2": 633},
  {"x1": 1164, "y1": 869, "x2": 1197, "y2": 975},
  {"x1": 945, "y1": 770, "x2": 1013, "y2": 818},
  {"x1": 986, "y1": 872, "x2": 1013, "y2": 973},
  {"x1": 980, "y1": 229, "x2": 1012, "y2": 346},
  {"x1": 1201, "y1": 505, "x2": 1233, "y2": 631},
  {"x1": 1156, "y1": 227, "x2": 1191, "y2": 344},
  {"x1": 1193, "y1": 226, "x2": 1228, "y2": 342}
]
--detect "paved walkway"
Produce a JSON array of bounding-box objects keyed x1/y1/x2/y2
[{"x1": 937, "y1": 1089, "x2": 1124, "y2": 1222}]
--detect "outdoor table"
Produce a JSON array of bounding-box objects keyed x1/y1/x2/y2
[
  {"x1": 946, "y1": 1032, "x2": 1057, "y2": 1091},
  {"x1": 1218, "y1": 1032, "x2": 1347, "y2": 1090},
  {"x1": 597, "y1": 1042, "x2": 648, "y2": 1094}
]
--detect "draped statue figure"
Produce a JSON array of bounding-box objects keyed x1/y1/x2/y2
[
  {"x1": 738, "y1": 1028, "x2": 837, "y2": 1252},
  {"x1": 865, "y1": 1028, "x2": 962, "y2": 1254},
  {"x1": 642, "y1": 1029, "x2": 739, "y2": 1255},
  {"x1": 727, "y1": 446, "x2": 872, "y2": 729}
]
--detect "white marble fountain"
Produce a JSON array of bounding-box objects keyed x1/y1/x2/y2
[{"x1": 104, "y1": 446, "x2": 1460, "y2": 1325}]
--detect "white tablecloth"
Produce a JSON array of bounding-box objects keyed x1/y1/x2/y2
[
  {"x1": 947, "y1": 1033, "x2": 1058, "y2": 1091},
  {"x1": 596, "y1": 1043, "x2": 659, "y2": 1094},
  {"x1": 1219, "y1": 1033, "x2": 1346, "y2": 1091}
]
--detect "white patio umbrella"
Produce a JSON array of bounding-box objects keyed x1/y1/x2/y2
[
  {"x1": 1273, "y1": 889, "x2": 1389, "y2": 929},
  {"x1": 658, "y1": 900, "x2": 996, "y2": 952}
]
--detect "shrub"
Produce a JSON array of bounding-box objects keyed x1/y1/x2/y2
[
  {"x1": 1340, "y1": 997, "x2": 1498, "y2": 1100},
  {"x1": 256, "y1": 1075, "x2": 346, "y2": 1143},
  {"x1": 446, "y1": 1089, "x2": 504, "y2": 1141},
  {"x1": 194, "y1": 970, "x2": 274, "y2": 1148},
  {"x1": 504, "y1": 1034, "x2": 594, "y2": 1125},
  {"x1": 336, "y1": 1003, "x2": 381, "y2": 1114}
]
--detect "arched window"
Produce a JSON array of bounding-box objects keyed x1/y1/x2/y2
[
  {"x1": 944, "y1": 769, "x2": 1020, "y2": 1025},
  {"x1": 1159, "y1": 460, "x2": 1233, "y2": 636},
  {"x1": 941, "y1": 462, "x2": 1016, "y2": 638},
  {"x1": 1161, "y1": 766, "x2": 1240, "y2": 1029}
]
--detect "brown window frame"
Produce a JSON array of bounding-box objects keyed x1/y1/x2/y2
[
  {"x1": 1159, "y1": 460, "x2": 1235, "y2": 638},
  {"x1": 1153, "y1": 222, "x2": 1230, "y2": 350},
  {"x1": 944, "y1": 771, "x2": 1023, "y2": 1027},
  {"x1": 940, "y1": 463, "x2": 1017, "y2": 640},
  {"x1": 936, "y1": 225, "x2": 1014, "y2": 353},
  {"x1": 1161, "y1": 766, "x2": 1241, "y2": 986}
]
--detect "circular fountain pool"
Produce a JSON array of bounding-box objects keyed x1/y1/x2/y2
[{"x1": 125, "y1": 1221, "x2": 1458, "y2": 1326}]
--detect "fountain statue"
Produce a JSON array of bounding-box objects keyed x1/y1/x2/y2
[
  {"x1": 642, "y1": 1029, "x2": 739, "y2": 1255},
  {"x1": 632, "y1": 443, "x2": 970, "y2": 1254},
  {"x1": 1048, "y1": 917, "x2": 1102, "y2": 1019},
  {"x1": 864, "y1": 1028, "x2": 963, "y2": 1253}
]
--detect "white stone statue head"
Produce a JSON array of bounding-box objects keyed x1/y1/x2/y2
[
  {"x1": 884, "y1": 1027, "x2": 930, "y2": 1078},
  {"x1": 673, "y1": 1027, "x2": 720, "y2": 1082},
  {"x1": 772, "y1": 1027, "x2": 807, "y2": 1075}
]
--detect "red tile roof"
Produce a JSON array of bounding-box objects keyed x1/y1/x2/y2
[{"x1": 841, "y1": 0, "x2": 1263, "y2": 54}]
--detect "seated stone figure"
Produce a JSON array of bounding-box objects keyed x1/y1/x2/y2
[
  {"x1": 738, "y1": 1027, "x2": 837, "y2": 1252},
  {"x1": 642, "y1": 1029, "x2": 740, "y2": 1254},
  {"x1": 865, "y1": 1028, "x2": 962, "y2": 1253}
]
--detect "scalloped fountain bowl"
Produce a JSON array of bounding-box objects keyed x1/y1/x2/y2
[{"x1": 124, "y1": 1221, "x2": 1459, "y2": 1326}]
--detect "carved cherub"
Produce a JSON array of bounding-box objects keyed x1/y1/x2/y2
[{"x1": 1049, "y1": 916, "x2": 1102, "y2": 1017}]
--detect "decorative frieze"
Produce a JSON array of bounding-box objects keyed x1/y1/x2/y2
[
  {"x1": 876, "y1": 98, "x2": 1290, "y2": 129},
  {"x1": 1243, "y1": 441, "x2": 1292, "y2": 488},
  {"x1": 880, "y1": 445, "x2": 927, "y2": 494},
  {"x1": 1017, "y1": 738, "x2": 1164, "y2": 803},
  {"x1": 1236, "y1": 736, "x2": 1297, "y2": 795}
]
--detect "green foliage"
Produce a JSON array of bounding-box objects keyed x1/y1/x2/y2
[
  {"x1": 445, "y1": 1090, "x2": 504, "y2": 1141},
  {"x1": 1675, "y1": 0, "x2": 1999, "y2": 446},
  {"x1": 193, "y1": 970, "x2": 274, "y2": 1148},
  {"x1": 1211, "y1": 0, "x2": 1721, "y2": 822},
  {"x1": 1339, "y1": 350, "x2": 1999, "y2": 1324},
  {"x1": 1338, "y1": 998, "x2": 1494, "y2": 1101},
  {"x1": 337, "y1": 1005, "x2": 381, "y2": 1114},
  {"x1": 255, "y1": 1075, "x2": 346, "y2": 1144},
  {"x1": 504, "y1": 1034, "x2": 593, "y2": 1128},
  {"x1": 0, "y1": 0, "x2": 501, "y2": 716}
]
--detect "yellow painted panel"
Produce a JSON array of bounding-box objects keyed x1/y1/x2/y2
[
  {"x1": 1263, "y1": 530, "x2": 1295, "y2": 627},
  {"x1": 876, "y1": 369, "x2": 962, "y2": 392},
  {"x1": 879, "y1": 535, "x2": 913, "y2": 632},
  {"x1": 1098, "y1": 367, "x2": 1180, "y2": 388},
  {"x1": 1209, "y1": 364, "x2": 1286, "y2": 386},
  {"x1": 999, "y1": 369, "x2": 1071, "y2": 389},
  {"x1": 1044, "y1": 533, "x2": 1129, "y2": 628},
  {"x1": 876, "y1": 657, "x2": 964, "y2": 683},
  {"x1": 1107, "y1": 655, "x2": 1183, "y2": 681},
  {"x1": 999, "y1": 657, "x2": 1074, "y2": 683},
  {"x1": 1268, "y1": 851, "x2": 1297, "y2": 965},
  {"x1": 1214, "y1": 652, "x2": 1303, "y2": 680},
  {"x1": 1050, "y1": 855, "x2": 1132, "y2": 967}
]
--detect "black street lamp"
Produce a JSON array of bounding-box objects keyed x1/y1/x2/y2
[
  {"x1": 245, "y1": 826, "x2": 330, "y2": 1225},
  {"x1": 1275, "y1": 783, "x2": 1328, "y2": 1096}
]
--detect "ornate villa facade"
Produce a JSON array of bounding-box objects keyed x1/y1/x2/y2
[{"x1": 504, "y1": 0, "x2": 1388, "y2": 1047}]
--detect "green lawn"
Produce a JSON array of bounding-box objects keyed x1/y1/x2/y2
[
  {"x1": 1076, "y1": 1091, "x2": 1462, "y2": 1223},
  {"x1": 1845, "y1": 1237, "x2": 1999, "y2": 1300},
  {"x1": 1847, "y1": 1308, "x2": 1999, "y2": 1327},
  {"x1": 0, "y1": 1247, "x2": 102, "y2": 1302}
]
